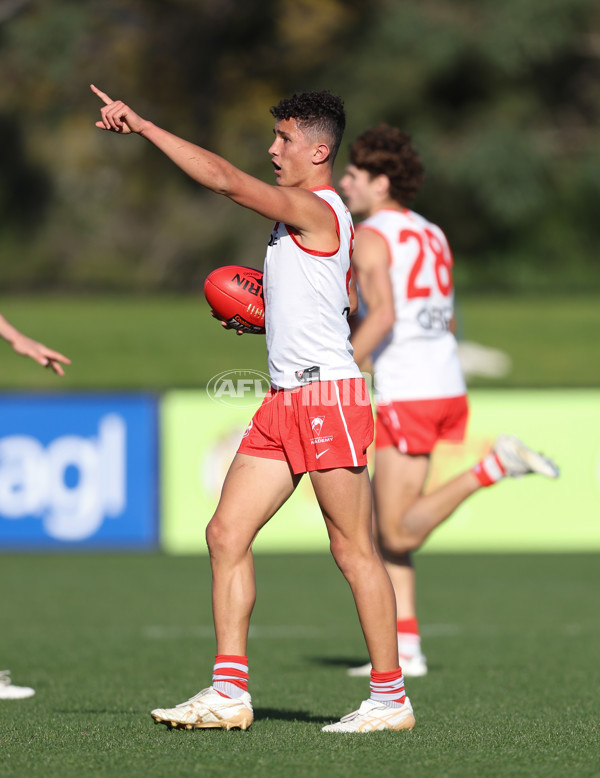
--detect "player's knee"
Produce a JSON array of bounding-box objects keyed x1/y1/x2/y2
[
  {"x1": 378, "y1": 527, "x2": 420, "y2": 556},
  {"x1": 205, "y1": 517, "x2": 220, "y2": 556},
  {"x1": 329, "y1": 535, "x2": 373, "y2": 581},
  {"x1": 205, "y1": 514, "x2": 235, "y2": 557},
  {"x1": 328, "y1": 533, "x2": 346, "y2": 566}
]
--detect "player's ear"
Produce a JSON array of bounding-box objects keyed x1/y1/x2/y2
[
  {"x1": 373, "y1": 173, "x2": 391, "y2": 197},
  {"x1": 313, "y1": 142, "x2": 331, "y2": 166}
]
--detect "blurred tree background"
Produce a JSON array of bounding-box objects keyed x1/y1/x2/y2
[{"x1": 0, "y1": 0, "x2": 599, "y2": 294}]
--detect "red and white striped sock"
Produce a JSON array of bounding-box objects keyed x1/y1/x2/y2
[
  {"x1": 397, "y1": 617, "x2": 421, "y2": 658},
  {"x1": 472, "y1": 452, "x2": 506, "y2": 487},
  {"x1": 212, "y1": 654, "x2": 249, "y2": 699},
  {"x1": 370, "y1": 667, "x2": 406, "y2": 708}
]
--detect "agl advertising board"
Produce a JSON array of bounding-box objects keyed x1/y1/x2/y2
[{"x1": 0, "y1": 394, "x2": 158, "y2": 549}]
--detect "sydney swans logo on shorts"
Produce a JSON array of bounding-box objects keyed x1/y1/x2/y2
[
  {"x1": 310, "y1": 416, "x2": 333, "y2": 446},
  {"x1": 207, "y1": 369, "x2": 271, "y2": 408}
]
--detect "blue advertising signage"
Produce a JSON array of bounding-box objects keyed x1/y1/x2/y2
[{"x1": 0, "y1": 394, "x2": 158, "y2": 549}]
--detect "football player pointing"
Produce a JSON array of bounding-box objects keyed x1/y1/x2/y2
[
  {"x1": 92, "y1": 86, "x2": 414, "y2": 733},
  {"x1": 340, "y1": 125, "x2": 559, "y2": 678}
]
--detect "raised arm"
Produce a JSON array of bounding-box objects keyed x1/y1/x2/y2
[{"x1": 90, "y1": 85, "x2": 335, "y2": 243}]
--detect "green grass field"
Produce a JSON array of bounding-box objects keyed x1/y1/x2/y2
[
  {"x1": 1, "y1": 553, "x2": 598, "y2": 777},
  {"x1": 0, "y1": 293, "x2": 598, "y2": 389},
  {"x1": 0, "y1": 295, "x2": 598, "y2": 775}
]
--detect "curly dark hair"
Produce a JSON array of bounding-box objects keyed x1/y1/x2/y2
[
  {"x1": 349, "y1": 124, "x2": 425, "y2": 205},
  {"x1": 270, "y1": 91, "x2": 346, "y2": 163}
]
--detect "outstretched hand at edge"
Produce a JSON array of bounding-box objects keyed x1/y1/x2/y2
[
  {"x1": 11, "y1": 333, "x2": 71, "y2": 377},
  {"x1": 90, "y1": 84, "x2": 147, "y2": 135}
]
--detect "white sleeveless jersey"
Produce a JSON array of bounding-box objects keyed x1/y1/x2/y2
[
  {"x1": 360, "y1": 208, "x2": 466, "y2": 402},
  {"x1": 263, "y1": 187, "x2": 361, "y2": 389}
]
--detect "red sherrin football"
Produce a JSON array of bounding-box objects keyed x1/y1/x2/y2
[{"x1": 204, "y1": 265, "x2": 265, "y2": 334}]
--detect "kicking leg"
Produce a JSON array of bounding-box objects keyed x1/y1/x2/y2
[
  {"x1": 345, "y1": 447, "x2": 479, "y2": 679},
  {"x1": 375, "y1": 446, "x2": 480, "y2": 556}
]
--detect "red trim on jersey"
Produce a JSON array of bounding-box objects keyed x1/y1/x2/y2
[
  {"x1": 282, "y1": 187, "x2": 343, "y2": 257},
  {"x1": 284, "y1": 200, "x2": 340, "y2": 257},
  {"x1": 357, "y1": 224, "x2": 393, "y2": 268}
]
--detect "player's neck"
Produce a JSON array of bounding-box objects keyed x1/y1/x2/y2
[
  {"x1": 302, "y1": 165, "x2": 333, "y2": 191},
  {"x1": 284, "y1": 174, "x2": 333, "y2": 192}
]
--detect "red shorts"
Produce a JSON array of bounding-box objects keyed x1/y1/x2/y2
[
  {"x1": 375, "y1": 395, "x2": 468, "y2": 455},
  {"x1": 238, "y1": 378, "x2": 374, "y2": 474}
]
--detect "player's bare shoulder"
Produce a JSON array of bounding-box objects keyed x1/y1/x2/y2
[{"x1": 283, "y1": 187, "x2": 342, "y2": 253}]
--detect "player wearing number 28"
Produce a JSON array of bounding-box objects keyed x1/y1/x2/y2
[
  {"x1": 340, "y1": 125, "x2": 559, "y2": 678},
  {"x1": 92, "y1": 86, "x2": 415, "y2": 733}
]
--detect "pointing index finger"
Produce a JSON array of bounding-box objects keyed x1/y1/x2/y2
[{"x1": 90, "y1": 83, "x2": 113, "y2": 105}]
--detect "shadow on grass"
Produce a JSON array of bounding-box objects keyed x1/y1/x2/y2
[
  {"x1": 51, "y1": 707, "x2": 334, "y2": 725},
  {"x1": 257, "y1": 707, "x2": 332, "y2": 724},
  {"x1": 308, "y1": 654, "x2": 441, "y2": 674}
]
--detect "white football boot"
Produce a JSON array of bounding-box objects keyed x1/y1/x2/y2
[
  {"x1": 400, "y1": 651, "x2": 428, "y2": 677},
  {"x1": 322, "y1": 696, "x2": 415, "y2": 733},
  {"x1": 0, "y1": 670, "x2": 35, "y2": 700},
  {"x1": 493, "y1": 434, "x2": 560, "y2": 479},
  {"x1": 347, "y1": 651, "x2": 427, "y2": 678},
  {"x1": 151, "y1": 686, "x2": 253, "y2": 730}
]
